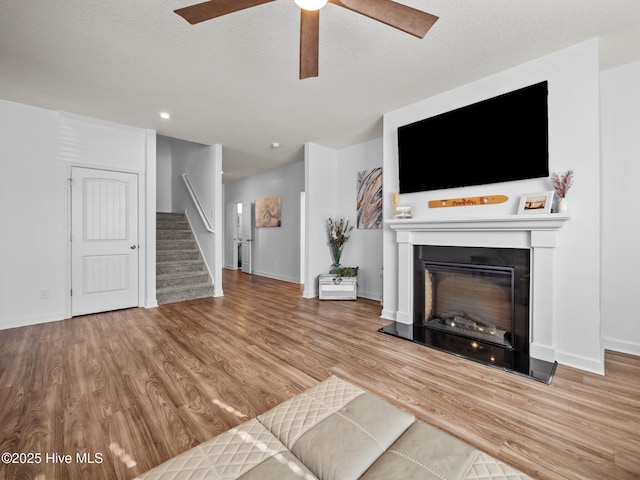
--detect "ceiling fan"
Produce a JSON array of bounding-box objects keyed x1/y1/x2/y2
[{"x1": 174, "y1": 0, "x2": 438, "y2": 79}]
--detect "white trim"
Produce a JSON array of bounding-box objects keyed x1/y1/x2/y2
[
  {"x1": 303, "y1": 286, "x2": 317, "y2": 299},
  {"x1": 357, "y1": 289, "x2": 382, "y2": 302},
  {"x1": 381, "y1": 309, "x2": 396, "y2": 321},
  {"x1": 144, "y1": 129, "x2": 157, "y2": 309},
  {"x1": 137, "y1": 169, "x2": 146, "y2": 309},
  {"x1": 602, "y1": 337, "x2": 640, "y2": 357},
  {"x1": 555, "y1": 350, "x2": 605, "y2": 375},
  {"x1": 386, "y1": 213, "x2": 570, "y2": 232},
  {"x1": 251, "y1": 270, "x2": 301, "y2": 285},
  {"x1": 0, "y1": 312, "x2": 67, "y2": 331}
]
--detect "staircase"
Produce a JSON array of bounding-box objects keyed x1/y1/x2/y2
[{"x1": 156, "y1": 212, "x2": 214, "y2": 304}]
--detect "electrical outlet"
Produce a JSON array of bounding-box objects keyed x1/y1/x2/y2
[{"x1": 40, "y1": 288, "x2": 50, "y2": 300}]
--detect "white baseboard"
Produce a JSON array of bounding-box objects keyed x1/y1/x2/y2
[
  {"x1": 302, "y1": 284, "x2": 380, "y2": 301},
  {"x1": 355, "y1": 289, "x2": 382, "y2": 302},
  {"x1": 303, "y1": 288, "x2": 317, "y2": 298},
  {"x1": 380, "y1": 309, "x2": 396, "y2": 321},
  {"x1": 602, "y1": 337, "x2": 640, "y2": 357},
  {"x1": 251, "y1": 270, "x2": 300, "y2": 285},
  {"x1": 0, "y1": 312, "x2": 67, "y2": 331},
  {"x1": 530, "y1": 342, "x2": 556, "y2": 363},
  {"x1": 554, "y1": 349, "x2": 605, "y2": 375}
]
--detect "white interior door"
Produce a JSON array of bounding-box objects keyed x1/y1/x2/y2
[
  {"x1": 241, "y1": 201, "x2": 252, "y2": 274},
  {"x1": 225, "y1": 202, "x2": 239, "y2": 269},
  {"x1": 71, "y1": 167, "x2": 139, "y2": 316},
  {"x1": 236, "y1": 203, "x2": 242, "y2": 268}
]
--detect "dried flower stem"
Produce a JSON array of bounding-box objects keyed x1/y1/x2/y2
[
  {"x1": 327, "y1": 217, "x2": 353, "y2": 249},
  {"x1": 550, "y1": 169, "x2": 574, "y2": 198}
]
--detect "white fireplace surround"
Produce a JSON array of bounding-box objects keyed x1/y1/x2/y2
[{"x1": 387, "y1": 214, "x2": 570, "y2": 363}]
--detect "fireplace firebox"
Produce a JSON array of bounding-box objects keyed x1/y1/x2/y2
[
  {"x1": 380, "y1": 245, "x2": 557, "y2": 383},
  {"x1": 421, "y1": 262, "x2": 515, "y2": 349},
  {"x1": 415, "y1": 245, "x2": 530, "y2": 353}
]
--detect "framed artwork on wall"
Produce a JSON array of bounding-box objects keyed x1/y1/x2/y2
[
  {"x1": 356, "y1": 167, "x2": 382, "y2": 229},
  {"x1": 255, "y1": 195, "x2": 281, "y2": 227}
]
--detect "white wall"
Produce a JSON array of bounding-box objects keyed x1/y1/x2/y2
[
  {"x1": 0, "y1": 100, "x2": 156, "y2": 330},
  {"x1": 145, "y1": 132, "x2": 158, "y2": 308},
  {"x1": 156, "y1": 136, "x2": 173, "y2": 212},
  {"x1": 383, "y1": 39, "x2": 603, "y2": 373},
  {"x1": 0, "y1": 100, "x2": 66, "y2": 328},
  {"x1": 335, "y1": 138, "x2": 384, "y2": 301},
  {"x1": 304, "y1": 143, "x2": 339, "y2": 297},
  {"x1": 169, "y1": 137, "x2": 217, "y2": 220},
  {"x1": 225, "y1": 160, "x2": 305, "y2": 284},
  {"x1": 58, "y1": 112, "x2": 148, "y2": 170},
  {"x1": 303, "y1": 140, "x2": 384, "y2": 300},
  {"x1": 600, "y1": 60, "x2": 640, "y2": 356}
]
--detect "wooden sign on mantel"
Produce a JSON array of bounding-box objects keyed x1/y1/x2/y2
[{"x1": 428, "y1": 195, "x2": 509, "y2": 209}]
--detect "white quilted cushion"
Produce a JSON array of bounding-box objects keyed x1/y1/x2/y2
[
  {"x1": 136, "y1": 419, "x2": 289, "y2": 480},
  {"x1": 464, "y1": 452, "x2": 532, "y2": 480},
  {"x1": 258, "y1": 376, "x2": 364, "y2": 449}
]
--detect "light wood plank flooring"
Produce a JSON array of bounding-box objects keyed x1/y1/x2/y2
[{"x1": 1, "y1": 270, "x2": 639, "y2": 479}]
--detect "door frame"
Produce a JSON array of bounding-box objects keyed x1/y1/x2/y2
[
  {"x1": 300, "y1": 191, "x2": 306, "y2": 285},
  {"x1": 241, "y1": 201, "x2": 253, "y2": 274},
  {"x1": 224, "y1": 201, "x2": 243, "y2": 270},
  {"x1": 234, "y1": 202, "x2": 242, "y2": 269},
  {"x1": 67, "y1": 164, "x2": 147, "y2": 317}
]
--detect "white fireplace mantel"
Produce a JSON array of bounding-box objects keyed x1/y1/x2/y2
[
  {"x1": 387, "y1": 213, "x2": 570, "y2": 362},
  {"x1": 386, "y1": 213, "x2": 570, "y2": 233}
]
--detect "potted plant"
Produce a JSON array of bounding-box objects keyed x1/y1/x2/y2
[
  {"x1": 327, "y1": 217, "x2": 353, "y2": 272},
  {"x1": 334, "y1": 266, "x2": 359, "y2": 282}
]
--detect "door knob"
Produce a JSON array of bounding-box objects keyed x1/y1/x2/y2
[{"x1": 130, "y1": 245, "x2": 137, "y2": 249}]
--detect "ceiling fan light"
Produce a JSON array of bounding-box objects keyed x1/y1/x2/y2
[{"x1": 294, "y1": 0, "x2": 328, "y2": 11}]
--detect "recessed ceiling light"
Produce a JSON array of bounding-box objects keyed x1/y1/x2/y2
[
  {"x1": 271, "y1": 142, "x2": 280, "y2": 148},
  {"x1": 159, "y1": 112, "x2": 171, "y2": 119}
]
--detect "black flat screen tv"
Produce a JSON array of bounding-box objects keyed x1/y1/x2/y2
[{"x1": 397, "y1": 81, "x2": 549, "y2": 194}]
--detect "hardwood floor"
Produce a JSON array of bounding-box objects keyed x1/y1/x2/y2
[{"x1": 1, "y1": 269, "x2": 639, "y2": 479}]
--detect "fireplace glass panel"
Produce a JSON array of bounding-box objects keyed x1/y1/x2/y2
[{"x1": 424, "y1": 262, "x2": 514, "y2": 347}]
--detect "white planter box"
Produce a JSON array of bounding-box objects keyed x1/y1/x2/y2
[{"x1": 319, "y1": 274, "x2": 357, "y2": 300}]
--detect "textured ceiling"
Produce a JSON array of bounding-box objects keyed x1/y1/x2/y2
[{"x1": 1, "y1": 0, "x2": 640, "y2": 183}]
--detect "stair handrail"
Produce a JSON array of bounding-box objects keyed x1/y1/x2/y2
[{"x1": 181, "y1": 173, "x2": 214, "y2": 233}]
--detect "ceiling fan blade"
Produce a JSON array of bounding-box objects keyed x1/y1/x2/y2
[
  {"x1": 299, "y1": 9, "x2": 320, "y2": 79},
  {"x1": 328, "y1": 0, "x2": 438, "y2": 38},
  {"x1": 175, "y1": 0, "x2": 275, "y2": 25}
]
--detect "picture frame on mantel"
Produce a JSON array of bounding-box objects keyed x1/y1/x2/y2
[
  {"x1": 394, "y1": 205, "x2": 412, "y2": 218},
  {"x1": 517, "y1": 191, "x2": 554, "y2": 214}
]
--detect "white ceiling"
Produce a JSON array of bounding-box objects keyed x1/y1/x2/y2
[{"x1": 2, "y1": 0, "x2": 640, "y2": 183}]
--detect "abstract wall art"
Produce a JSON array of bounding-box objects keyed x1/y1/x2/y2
[
  {"x1": 255, "y1": 195, "x2": 281, "y2": 227},
  {"x1": 357, "y1": 168, "x2": 382, "y2": 229}
]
